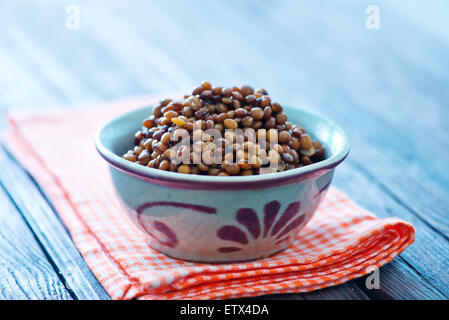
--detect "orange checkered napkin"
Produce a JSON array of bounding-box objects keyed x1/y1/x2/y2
[{"x1": 4, "y1": 96, "x2": 415, "y2": 300}]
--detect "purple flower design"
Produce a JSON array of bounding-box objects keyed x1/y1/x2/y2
[
  {"x1": 138, "y1": 216, "x2": 178, "y2": 248},
  {"x1": 136, "y1": 201, "x2": 217, "y2": 248},
  {"x1": 216, "y1": 200, "x2": 307, "y2": 253}
]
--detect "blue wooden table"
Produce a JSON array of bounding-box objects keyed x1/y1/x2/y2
[{"x1": 0, "y1": 0, "x2": 448, "y2": 300}]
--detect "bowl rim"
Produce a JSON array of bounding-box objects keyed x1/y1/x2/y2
[{"x1": 95, "y1": 105, "x2": 350, "y2": 190}]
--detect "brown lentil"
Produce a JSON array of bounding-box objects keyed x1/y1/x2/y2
[
  {"x1": 300, "y1": 147, "x2": 316, "y2": 157},
  {"x1": 158, "y1": 117, "x2": 170, "y2": 126},
  {"x1": 290, "y1": 149, "x2": 300, "y2": 164},
  {"x1": 240, "y1": 85, "x2": 254, "y2": 96},
  {"x1": 301, "y1": 155, "x2": 313, "y2": 165},
  {"x1": 265, "y1": 117, "x2": 276, "y2": 129},
  {"x1": 159, "y1": 160, "x2": 170, "y2": 171},
  {"x1": 224, "y1": 118, "x2": 238, "y2": 130},
  {"x1": 278, "y1": 131, "x2": 291, "y2": 144},
  {"x1": 290, "y1": 136, "x2": 300, "y2": 151},
  {"x1": 232, "y1": 91, "x2": 243, "y2": 101},
  {"x1": 178, "y1": 164, "x2": 191, "y2": 174},
  {"x1": 252, "y1": 120, "x2": 263, "y2": 129},
  {"x1": 197, "y1": 163, "x2": 209, "y2": 172},
  {"x1": 222, "y1": 97, "x2": 232, "y2": 104},
  {"x1": 263, "y1": 106, "x2": 272, "y2": 120},
  {"x1": 123, "y1": 153, "x2": 137, "y2": 162},
  {"x1": 282, "y1": 153, "x2": 294, "y2": 164},
  {"x1": 261, "y1": 96, "x2": 271, "y2": 108},
  {"x1": 212, "y1": 87, "x2": 223, "y2": 95},
  {"x1": 250, "y1": 107, "x2": 264, "y2": 120},
  {"x1": 300, "y1": 134, "x2": 313, "y2": 150},
  {"x1": 245, "y1": 95, "x2": 257, "y2": 105},
  {"x1": 160, "y1": 132, "x2": 171, "y2": 145},
  {"x1": 271, "y1": 102, "x2": 282, "y2": 113},
  {"x1": 134, "y1": 146, "x2": 143, "y2": 155},
  {"x1": 160, "y1": 98, "x2": 173, "y2": 107},
  {"x1": 241, "y1": 116, "x2": 254, "y2": 127},
  {"x1": 275, "y1": 113, "x2": 287, "y2": 125},
  {"x1": 235, "y1": 108, "x2": 248, "y2": 117},
  {"x1": 225, "y1": 163, "x2": 240, "y2": 175}
]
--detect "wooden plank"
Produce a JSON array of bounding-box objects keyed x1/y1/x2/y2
[
  {"x1": 0, "y1": 147, "x2": 110, "y2": 300},
  {"x1": 299, "y1": 282, "x2": 370, "y2": 300},
  {"x1": 0, "y1": 186, "x2": 71, "y2": 299},
  {"x1": 257, "y1": 294, "x2": 304, "y2": 300},
  {"x1": 334, "y1": 161, "x2": 448, "y2": 298},
  {"x1": 254, "y1": 282, "x2": 370, "y2": 300}
]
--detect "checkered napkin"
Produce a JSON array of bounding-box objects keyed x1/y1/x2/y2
[{"x1": 4, "y1": 96, "x2": 415, "y2": 300}]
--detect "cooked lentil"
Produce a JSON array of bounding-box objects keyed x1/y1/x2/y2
[{"x1": 122, "y1": 82, "x2": 325, "y2": 175}]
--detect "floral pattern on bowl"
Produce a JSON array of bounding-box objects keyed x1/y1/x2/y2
[{"x1": 216, "y1": 200, "x2": 303, "y2": 253}]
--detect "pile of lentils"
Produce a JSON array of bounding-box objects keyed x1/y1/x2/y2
[{"x1": 122, "y1": 82, "x2": 325, "y2": 176}]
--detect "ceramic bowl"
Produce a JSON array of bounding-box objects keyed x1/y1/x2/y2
[{"x1": 95, "y1": 105, "x2": 350, "y2": 262}]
